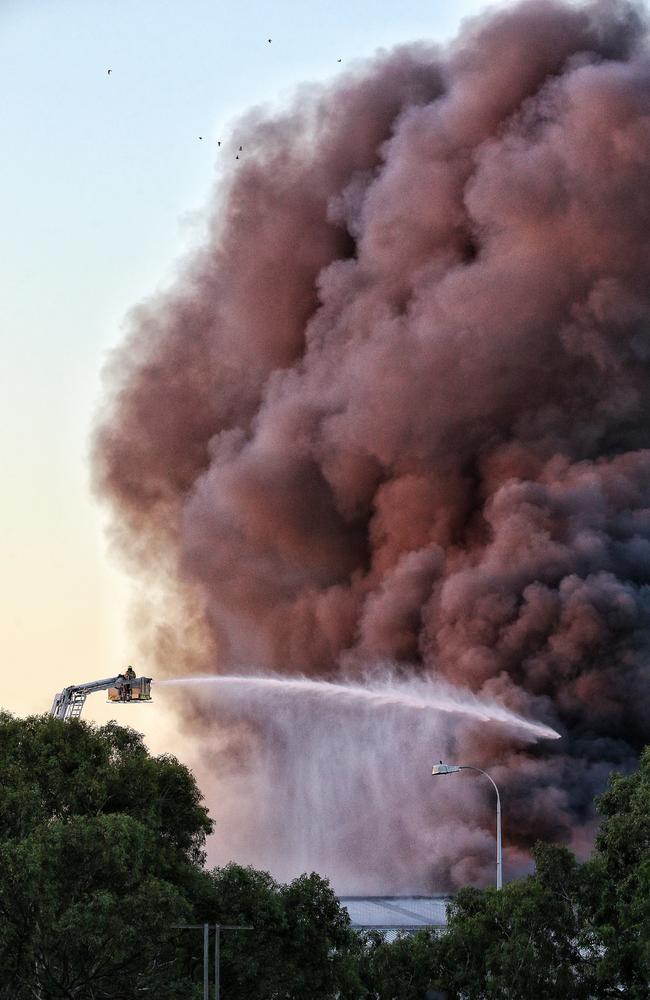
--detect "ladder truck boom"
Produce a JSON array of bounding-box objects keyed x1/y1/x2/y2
[{"x1": 50, "y1": 672, "x2": 152, "y2": 721}]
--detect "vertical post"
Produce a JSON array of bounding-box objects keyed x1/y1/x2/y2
[
  {"x1": 495, "y1": 786, "x2": 502, "y2": 890},
  {"x1": 203, "y1": 923, "x2": 209, "y2": 1000},
  {"x1": 214, "y1": 924, "x2": 220, "y2": 1000},
  {"x1": 440, "y1": 766, "x2": 503, "y2": 890}
]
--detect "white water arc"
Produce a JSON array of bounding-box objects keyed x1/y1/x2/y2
[
  {"x1": 159, "y1": 674, "x2": 561, "y2": 742},
  {"x1": 159, "y1": 673, "x2": 560, "y2": 892}
]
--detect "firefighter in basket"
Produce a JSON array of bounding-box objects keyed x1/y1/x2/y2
[{"x1": 123, "y1": 665, "x2": 136, "y2": 701}]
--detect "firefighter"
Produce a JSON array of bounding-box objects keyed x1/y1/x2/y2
[
  {"x1": 116, "y1": 672, "x2": 127, "y2": 701},
  {"x1": 124, "y1": 665, "x2": 136, "y2": 701}
]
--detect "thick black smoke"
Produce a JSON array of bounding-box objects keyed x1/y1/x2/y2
[{"x1": 95, "y1": 0, "x2": 650, "y2": 887}]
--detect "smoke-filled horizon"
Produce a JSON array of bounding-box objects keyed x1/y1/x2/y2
[{"x1": 95, "y1": 0, "x2": 650, "y2": 889}]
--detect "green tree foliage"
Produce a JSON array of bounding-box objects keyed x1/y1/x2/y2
[
  {"x1": 3, "y1": 710, "x2": 648, "y2": 999},
  {"x1": 358, "y1": 927, "x2": 444, "y2": 1000},
  {"x1": 585, "y1": 746, "x2": 650, "y2": 998},
  {"x1": 0, "y1": 712, "x2": 212, "y2": 999},
  {"x1": 357, "y1": 846, "x2": 588, "y2": 1000},
  {"x1": 436, "y1": 844, "x2": 590, "y2": 999},
  {"x1": 198, "y1": 864, "x2": 365, "y2": 999},
  {"x1": 0, "y1": 713, "x2": 211, "y2": 863},
  {"x1": 0, "y1": 714, "x2": 365, "y2": 1000}
]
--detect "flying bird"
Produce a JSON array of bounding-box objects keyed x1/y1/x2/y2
[
  {"x1": 107, "y1": 68, "x2": 111, "y2": 75},
  {"x1": 199, "y1": 136, "x2": 203, "y2": 140},
  {"x1": 217, "y1": 141, "x2": 221, "y2": 147},
  {"x1": 238, "y1": 145, "x2": 242, "y2": 151},
  {"x1": 268, "y1": 38, "x2": 271, "y2": 43},
  {"x1": 236, "y1": 154, "x2": 239, "y2": 160},
  {"x1": 337, "y1": 59, "x2": 341, "y2": 63}
]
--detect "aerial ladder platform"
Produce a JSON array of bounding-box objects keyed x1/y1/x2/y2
[{"x1": 50, "y1": 670, "x2": 152, "y2": 721}]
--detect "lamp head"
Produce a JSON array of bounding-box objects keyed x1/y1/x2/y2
[{"x1": 431, "y1": 763, "x2": 462, "y2": 775}]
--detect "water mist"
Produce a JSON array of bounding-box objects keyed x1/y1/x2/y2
[{"x1": 160, "y1": 672, "x2": 559, "y2": 890}]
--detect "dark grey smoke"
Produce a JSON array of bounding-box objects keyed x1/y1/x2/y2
[{"x1": 94, "y1": 0, "x2": 650, "y2": 888}]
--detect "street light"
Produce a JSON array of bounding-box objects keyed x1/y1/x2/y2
[{"x1": 431, "y1": 762, "x2": 502, "y2": 890}]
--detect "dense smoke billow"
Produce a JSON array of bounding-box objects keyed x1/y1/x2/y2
[{"x1": 95, "y1": 0, "x2": 650, "y2": 889}]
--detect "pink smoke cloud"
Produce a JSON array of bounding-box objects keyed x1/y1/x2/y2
[{"x1": 94, "y1": 0, "x2": 650, "y2": 888}]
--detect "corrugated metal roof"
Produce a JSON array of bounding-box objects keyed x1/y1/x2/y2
[{"x1": 339, "y1": 896, "x2": 450, "y2": 930}]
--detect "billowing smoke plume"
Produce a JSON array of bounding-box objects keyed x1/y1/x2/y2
[{"x1": 95, "y1": 0, "x2": 650, "y2": 890}]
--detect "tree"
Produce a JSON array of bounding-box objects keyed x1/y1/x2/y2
[
  {"x1": 4, "y1": 710, "x2": 648, "y2": 998},
  {"x1": 0, "y1": 713, "x2": 366, "y2": 999},
  {"x1": 583, "y1": 746, "x2": 650, "y2": 998},
  {"x1": 0, "y1": 712, "x2": 212, "y2": 999},
  {"x1": 436, "y1": 844, "x2": 591, "y2": 999},
  {"x1": 279, "y1": 872, "x2": 366, "y2": 998},
  {"x1": 0, "y1": 713, "x2": 211, "y2": 865},
  {"x1": 351, "y1": 844, "x2": 592, "y2": 1000},
  {"x1": 354, "y1": 846, "x2": 589, "y2": 1000},
  {"x1": 359, "y1": 928, "x2": 445, "y2": 1000},
  {"x1": 199, "y1": 863, "x2": 366, "y2": 999}
]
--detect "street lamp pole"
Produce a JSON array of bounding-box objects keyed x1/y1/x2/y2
[{"x1": 431, "y1": 762, "x2": 503, "y2": 890}]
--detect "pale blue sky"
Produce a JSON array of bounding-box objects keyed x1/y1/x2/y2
[{"x1": 0, "y1": 0, "x2": 511, "y2": 728}]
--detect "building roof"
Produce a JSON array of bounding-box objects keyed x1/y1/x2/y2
[{"x1": 339, "y1": 896, "x2": 450, "y2": 930}]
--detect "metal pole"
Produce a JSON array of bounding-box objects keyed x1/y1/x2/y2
[
  {"x1": 495, "y1": 784, "x2": 502, "y2": 890},
  {"x1": 214, "y1": 924, "x2": 220, "y2": 1000},
  {"x1": 203, "y1": 923, "x2": 209, "y2": 1000},
  {"x1": 457, "y1": 766, "x2": 503, "y2": 890},
  {"x1": 172, "y1": 921, "x2": 252, "y2": 996}
]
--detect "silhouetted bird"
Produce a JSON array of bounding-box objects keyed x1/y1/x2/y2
[
  {"x1": 236, "y1": 155, "x2": 239, "y2": 160},
  {"x1": 217, "y1": 141, "x2": 221, "y2": 147},
  {"x1": 337, "y1": 59, "x2": 341, "y2": 62},
  {"x1": 268, "y1": 38, "x2": 271, "y2": 43},
  {"x1": 107, "y1": 68, "x2": 111, "y2": 75},
  {"x1": 238, "y1": 145, "x2": 242, "y2": 151},
  {"x1": 199, "y1": 136, "x2": 203, "y2": 140}
]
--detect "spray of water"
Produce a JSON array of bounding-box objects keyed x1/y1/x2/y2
[
  {"x1": 157, "y1": 672, "x2": 559, "y2": 890},
  {"x1": 158, "y1": 674, "x2": 560, "y2": 742}
]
